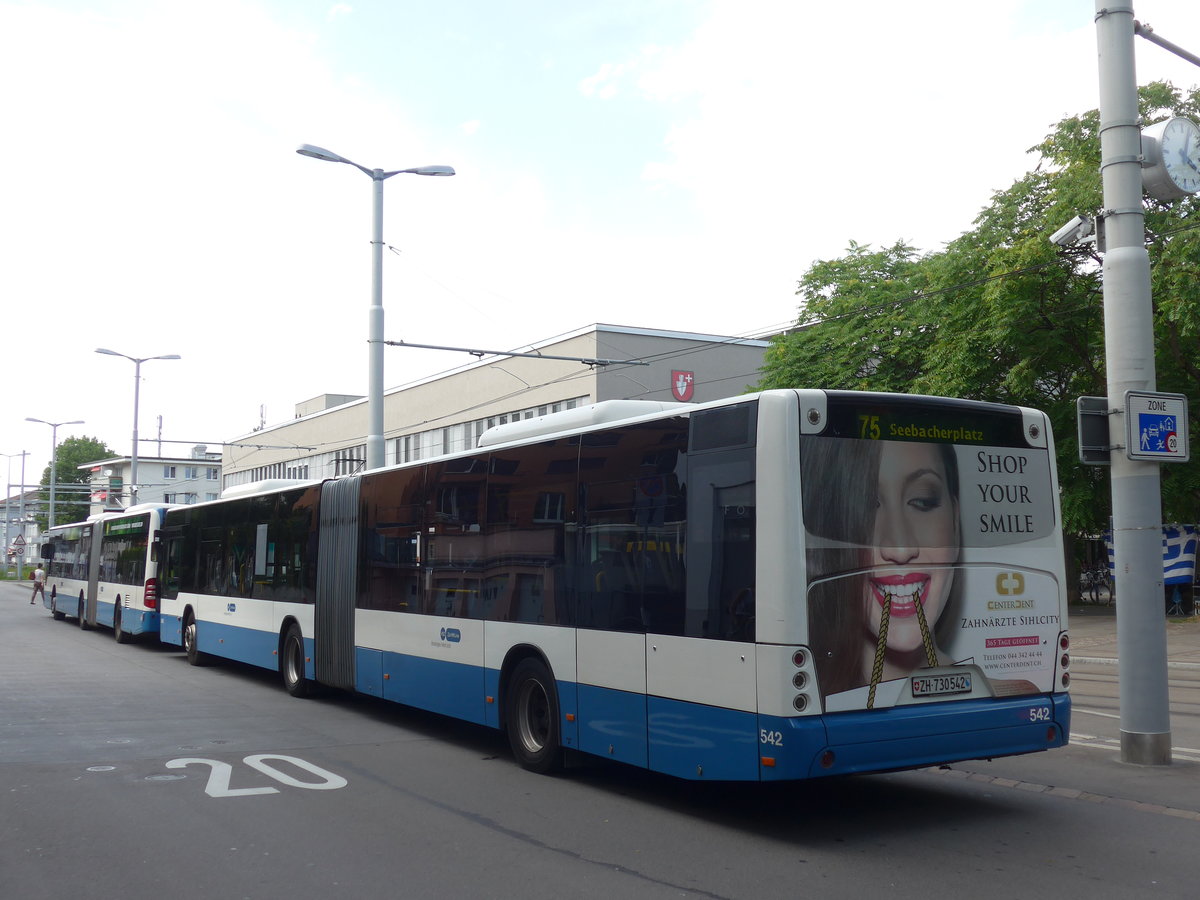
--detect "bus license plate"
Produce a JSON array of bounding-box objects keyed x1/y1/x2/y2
[{"x1": 911, "y1": 672, "x2": 972, "y2": 697}]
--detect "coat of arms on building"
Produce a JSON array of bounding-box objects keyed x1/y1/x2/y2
[{"x1": 671, "y1": 370, "x2": 695, "y2": 402}]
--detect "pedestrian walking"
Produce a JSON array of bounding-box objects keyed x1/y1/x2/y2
[{"x1": 31, "y1": 565, "x2": 46, "y2": 605}]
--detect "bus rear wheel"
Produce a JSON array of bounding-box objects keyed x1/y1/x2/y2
[
  {"x1": 281, "y1": 624, "x2": 315, "y2": 698},
  {"x1": 505, "y1": 658, "x2": 563, "y2": 774},
  {"x1": 77, "y1": 595, "x2": 91, "y2": 631}
]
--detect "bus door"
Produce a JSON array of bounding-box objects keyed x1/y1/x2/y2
[
  {"x1": 575, "y1": 419, "x2": 690, "y2": 769},
  {"x1": 157, "y1": 524, "x2": 187, "y2": 646},
  {"x1": 644, "y1": 406, "x2": 760, "y2": 781}
]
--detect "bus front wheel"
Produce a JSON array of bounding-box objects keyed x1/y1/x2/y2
[
  {"x1": 51, "y1": 588, "x2": 64, "y2": 621},
  {"x1": 77, "y1": 595, "x2": 91, "y2": 631},
  {"x1": 114, "y1": 604, "x2": 131, "y2": 644},
  {"x1": 505, "y1": 658, "x2": 563, "y2": 774},
  {"x1": 184, "y1": 613, "x2": 207, "y2": 666},
  {"x1": 281, "y1": 624, "x2": 315, "y2": 698}
]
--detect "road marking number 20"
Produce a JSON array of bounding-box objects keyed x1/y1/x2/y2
[{"x1": 166, "y1": 754, "x2": 347, "y2": 798}]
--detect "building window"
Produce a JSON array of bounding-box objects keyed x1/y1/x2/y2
[
  {"x1": 206, "y1": 467, "x2": 219, "y2": 480},
  {"x1": 402, "y1": 434, "x2": 421, "y2": 464},
  {"x1": 163, "y1": 466, "x2": 176, "y2": 479},
  {"x1": 205, "y1": 493, "x2": 218, "y2": 502},
  {"x1": 164, "y1": 493, "x2": 177, "y2": 503},
  {"x1": 185, "y1": 466, "x2": 199, "y2": 479}
]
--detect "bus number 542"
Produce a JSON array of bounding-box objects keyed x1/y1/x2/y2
[{"x1": 760, "y1": 729, "x2": 783, "y2": 747}]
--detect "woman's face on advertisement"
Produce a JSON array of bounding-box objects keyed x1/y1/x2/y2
[{"x1": 866, "y1": 442, "x2": 959, "y2": 648}]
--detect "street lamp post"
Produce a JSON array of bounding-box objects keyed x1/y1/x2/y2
[
  {"x1": 25, "y1": 418, "x2": 84, "y2": 530},
  {"x1": 95, "y1": 349, "x2": 181, "y2": 507},
  {"x1": 296, "y1": 143, "x2": 455, "y2": 471}
]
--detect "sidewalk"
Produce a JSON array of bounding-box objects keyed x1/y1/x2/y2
[{"x1": 1069, "y1": 602, "x2": 1200, "y2": 668}]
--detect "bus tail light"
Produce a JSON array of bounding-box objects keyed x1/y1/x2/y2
[
  {"x1": 791, "y1": 646, "x2": 815, "y2": 714},
  {"x1": 144, "y1": 578, "x2": 158, "y2": 610}
]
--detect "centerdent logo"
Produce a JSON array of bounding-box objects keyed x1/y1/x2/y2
[
  {"x1": 995, "y1": 572, "x2": 1025, "y2": 595},
  {"x1": 440, "y1": 627, "x2": 461, "y2": 643}
]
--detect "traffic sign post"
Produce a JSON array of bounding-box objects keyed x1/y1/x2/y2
[{"x1": 1125, "y1": 391, "x2": 1189, "y2": 463}]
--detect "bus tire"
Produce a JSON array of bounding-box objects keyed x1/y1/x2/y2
[
  {"x1": 505, "y1": 657, "x2": 563, "y2": 774},
  {"x1": 51, "y1": 589, "x2": 64, "y2": 621},
  {"x1": 281, "y1": 624, "x2": 316, "y2": 698},
  {"x1": 114, "y1": 604, "x2": 132, "y2": 644},
  {"x1": 77, "y1": 596, "x2": 91, "y2": 631},
  {"x1": 184, "y1": 612, "x2": 208, "y2": 666}
]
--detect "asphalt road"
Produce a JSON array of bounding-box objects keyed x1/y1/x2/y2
[{"x1": 2, "y1": 581, "x2": 1198, "y2": 899}]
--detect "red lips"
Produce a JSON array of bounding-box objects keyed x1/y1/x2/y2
[{"x1": 870, "y1": 573, "x2": 930, "y2": 618}]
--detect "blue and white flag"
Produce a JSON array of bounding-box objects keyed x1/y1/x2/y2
[{"x1": 1105, "y1": 525, "x2": 1198, "y2": 584}]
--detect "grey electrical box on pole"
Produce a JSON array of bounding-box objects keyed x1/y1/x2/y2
[{"x1": 1076, "y1": 396, "x2": 1112, "y2": 465}]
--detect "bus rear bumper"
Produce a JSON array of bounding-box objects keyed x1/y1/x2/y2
[{"x1": 759, "y1": 693, "x2": 1071, "y2": 781}]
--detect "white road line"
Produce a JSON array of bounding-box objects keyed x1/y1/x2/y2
[
  {"x1": 1072, "y1": 707, "x2": 1120, "y2": 719},
  {"x1": 1070, "y1": 732, "x2": 1200, "y2": 762}
]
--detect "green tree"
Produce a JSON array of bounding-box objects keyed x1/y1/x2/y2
[
  {"x1": 758, "y1": 81, "x2": 1200, "y2": 537},
  {"x1": 35, "y1": 435, "x2": 116, "y2": 531}
]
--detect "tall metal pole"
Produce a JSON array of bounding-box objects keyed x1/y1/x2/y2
[
  {"x1": 131, "y1": 358, "x2": 142, "y2": 506},
  {"x1": 1094, "y1": 1, "x2": 1171, "y2": 765},
  {"x1": 95, "y1": 349, "x2": 180, "y2": 507},
  {"x1": 3, "y1": 454, "x2": 11, "y2": 565},
  {"x1": 367, "y1": 171, "x2": 386, "y2": 471},
  {"x1": 295, "y1": 145, "x2": 454, "y2": 472},
  {"x1": 18, "y1": 452, "x2": 26, "y2": 580},
  {"x1": 48, "y1": 423, "x2": 59, "y2": 530}
]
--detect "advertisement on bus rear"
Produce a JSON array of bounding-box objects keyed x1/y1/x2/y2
[{"x1": 801, "y1": 431, "x2": 1061, "y2": 712}]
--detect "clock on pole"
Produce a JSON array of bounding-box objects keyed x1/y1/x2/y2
[{"x1": 1141, "y1": 116, "x2": 1200, "y2": 200}]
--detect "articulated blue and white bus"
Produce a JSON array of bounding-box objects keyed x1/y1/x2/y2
[
  {"x1": 42, "y1": 505, "x2": 171, "y2": 642},
  {"x1": 155, "y1": 389, "x2": 1071, "y2": 780}
]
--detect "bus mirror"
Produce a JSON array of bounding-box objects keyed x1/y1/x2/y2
[
  {"x1": 150, "y1": 539, "x2": 161, "y2": 563},
  {"x1": 41, "y1": 543, "x2": 56, "y2": 560}
]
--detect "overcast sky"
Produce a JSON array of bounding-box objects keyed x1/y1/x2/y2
[{"x1": 3, "y1": 0, "x2": 1199, "y2": 486}]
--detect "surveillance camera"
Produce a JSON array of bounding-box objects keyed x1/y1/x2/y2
[{"x1": 1049, "y1": 215, "x2": 1092, "y2": 247}]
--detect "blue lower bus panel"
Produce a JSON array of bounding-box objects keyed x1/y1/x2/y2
[
  {"x1": 647, "y1": 696, "x2": 760, "y2": 780},
  {"x1": 200, "y1": 621, "x2": 280, "y2": 671},
  {"x1": 758, "y1": 693, "x2": 1071, "y2": 780}
]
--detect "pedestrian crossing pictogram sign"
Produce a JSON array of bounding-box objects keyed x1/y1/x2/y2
[{"x1": 1125, "y1": 391, "x2": 1189, "y2": 463}]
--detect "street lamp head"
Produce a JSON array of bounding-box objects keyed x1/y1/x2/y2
[
  {"x1": 95, "y1": 348, "x2": 180, "y2": 363},
  {"x1": 26, "y1": 417, "x2": 84, "y2": 427},
  {"x1": 297, "y1": 144, "x2": 351, "y2": 164},
  {"x1": 406, "y1": 165, "x2": 456, "y2": 177}
]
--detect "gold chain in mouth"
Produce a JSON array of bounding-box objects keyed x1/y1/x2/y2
[{"x1": 867, "y1": 586, "x2": 939, "y2": 709}]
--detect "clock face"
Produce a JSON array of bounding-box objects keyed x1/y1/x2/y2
[{"x1": 1161, "y1": 117, "x2": 1200, "y2": 194}]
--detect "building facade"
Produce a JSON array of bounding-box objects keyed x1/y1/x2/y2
[
  {"x1": 82, "y1": 445, "x2": 223, "y2": 515},
  {"x1": 221, "y1": 324, "x2": 769, "y2": 490}
]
